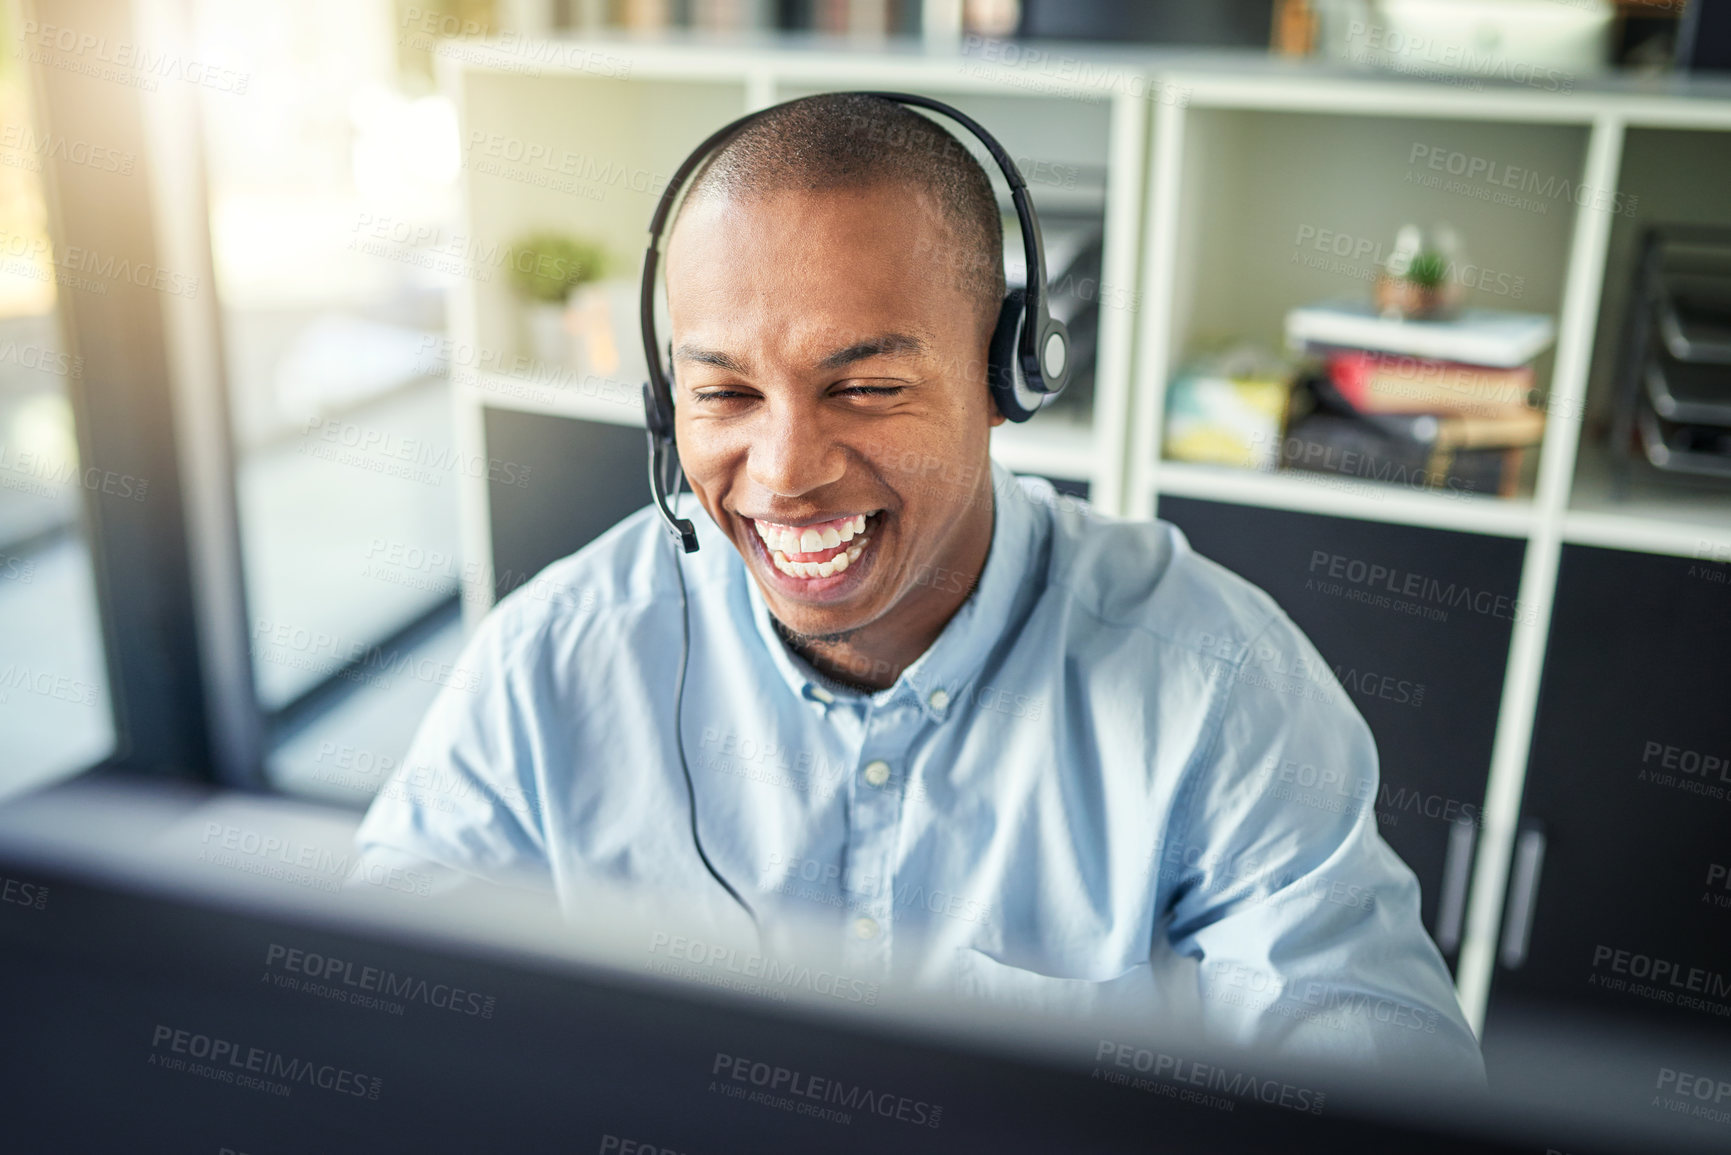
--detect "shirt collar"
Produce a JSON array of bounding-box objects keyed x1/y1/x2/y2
[{"x1": 740, "y1": 459, "x2": 1043, "y2": 723}]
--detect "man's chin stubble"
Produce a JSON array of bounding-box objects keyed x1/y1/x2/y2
[{"x1": 771, "y1": 615, "x2": 858, "y2": 648}]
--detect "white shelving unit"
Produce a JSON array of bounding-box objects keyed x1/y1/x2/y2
[
  {"x1": 442, "y1": 38, "x2": 1731, "y2": 1034},
  {"x1": 440, "y1": 42, "x2": 1153, "y2": 635}
]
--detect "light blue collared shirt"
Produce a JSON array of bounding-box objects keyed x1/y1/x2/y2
[{"x1": 354, "y1": 460, "x2": 1481, "y2": 1078}]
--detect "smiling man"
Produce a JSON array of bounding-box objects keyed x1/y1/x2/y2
[{"x1": 353, "y1": 94, "x2": 1482, "y2": 1079}]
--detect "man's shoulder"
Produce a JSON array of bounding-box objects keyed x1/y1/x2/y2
[
  {"x1": 485, "y1": 502, "x2": 694, "y2": 641},
  {"x1": 1034, "y1": 490, "x2": 1288, "y2": 662}
]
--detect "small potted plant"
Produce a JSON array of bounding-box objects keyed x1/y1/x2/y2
[
  {"x1": 507, "y1": 231, "x2": 608, "y2": 366},
  {"x1": 1375, "y1": 224, "x2": 1464, "y2": 321}
]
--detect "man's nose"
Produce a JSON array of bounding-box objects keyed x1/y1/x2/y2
[{"x1": 746, "y1": 401, "x2": 845, "y2": 499}]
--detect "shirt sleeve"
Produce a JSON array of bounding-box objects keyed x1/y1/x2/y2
[
  {"x1": 1157, "y1": 614, "x2": 1485, "y2": 1084},
  {"x1": 349, "y1": 598, "x2": 555, "y2": 896}
]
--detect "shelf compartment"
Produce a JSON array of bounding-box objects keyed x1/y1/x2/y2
[
  {"x1": 459, "y1": 70, "x2": 753, "y2": 375},
  {"x1": 1565, "y1": 438, "x2": 1731, "y2": 559},
  {"x1": 1144, "y1": 105, "x2": 1589, "y2": 520}
]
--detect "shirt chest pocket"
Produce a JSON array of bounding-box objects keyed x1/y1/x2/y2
[{"x1": 951, "y1": 946, "x2": 1157, "y2": 1019}]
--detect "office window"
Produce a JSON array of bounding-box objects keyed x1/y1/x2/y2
[
  {"x1": 0, "y1": 15, "x2": 116, "y2": 800},
  {"x1": 192, "y1": 0, "x2": 468, "y2": 802}
]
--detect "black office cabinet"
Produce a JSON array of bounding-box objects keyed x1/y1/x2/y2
[
  {"x1": 1157, "y1": 496, "x2": 1526, "y2": 966},
  {"x1": 483, "y1": 408, "x2": 654, "y2": 603},
  {"x1": 1484, "y1": 543, "x2": 1731, "y2": 1038}
]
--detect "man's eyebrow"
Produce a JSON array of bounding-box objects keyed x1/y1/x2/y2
[
  {"x1": 674, "y1": 343, "x2": 750, "y2": 374},
  {"x1": 816, "y1": 333, "x2": 927, "y2": 371}
]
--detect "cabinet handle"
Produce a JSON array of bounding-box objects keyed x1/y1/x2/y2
[
  {"x1": 1433, "y1": 814, "x2": 1476, "y2": 954},
  {"x1": 1499, "y1": 825, "x2": 1547, "y2": 970}
]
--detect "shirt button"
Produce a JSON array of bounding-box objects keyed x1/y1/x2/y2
[
  {"x1": 928, "y1": 689, "x2": 949, "y2": 711},
  {"x1": 853, "y1": 916, "x2": 880, "y2": 939},
  {"x1": 809, "y1": 685, "x2": 835, "y2": 704},
  {"x1": 863, "y1": 760, "x2": 891, "y2": 787}
]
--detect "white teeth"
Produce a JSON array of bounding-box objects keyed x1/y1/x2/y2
[
  {"x1": 756, "y1": 513, "x2": 876, "y2": 577},
  {"x1": 754, "y1": 513, "x2": 875, "y2": 554},
  {"x1": 769, "y1": 535, "x2": 870, "y2": 580}
]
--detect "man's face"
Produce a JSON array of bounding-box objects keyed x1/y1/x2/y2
[{"x1": 664, "y1": 183, "x2": 1001, "y2": 643}]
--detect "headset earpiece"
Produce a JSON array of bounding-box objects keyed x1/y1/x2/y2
[
  {"x1": 988, "y1": 290, "x2": 1035, "y2": 423},
  {"x1": 989, "y1": 291, "x2": 1071, "y2": 423}
]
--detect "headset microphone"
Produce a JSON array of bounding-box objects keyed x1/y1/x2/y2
[{"x1": 642, "y1": 381, "x2": 698, "y2": 553}]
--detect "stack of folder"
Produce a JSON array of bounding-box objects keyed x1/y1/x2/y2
[{"x1": 1614, "y1": 229, "x2": 1731, "y2": 482}]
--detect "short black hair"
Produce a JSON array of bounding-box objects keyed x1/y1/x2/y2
[{"x1": 675, "y1": 92, "x2": 1006, "y2": 340}]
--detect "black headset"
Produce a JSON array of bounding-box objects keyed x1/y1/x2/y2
[{"x1": 638, "y1": 90, "x2": 1073, "y2": 554}]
